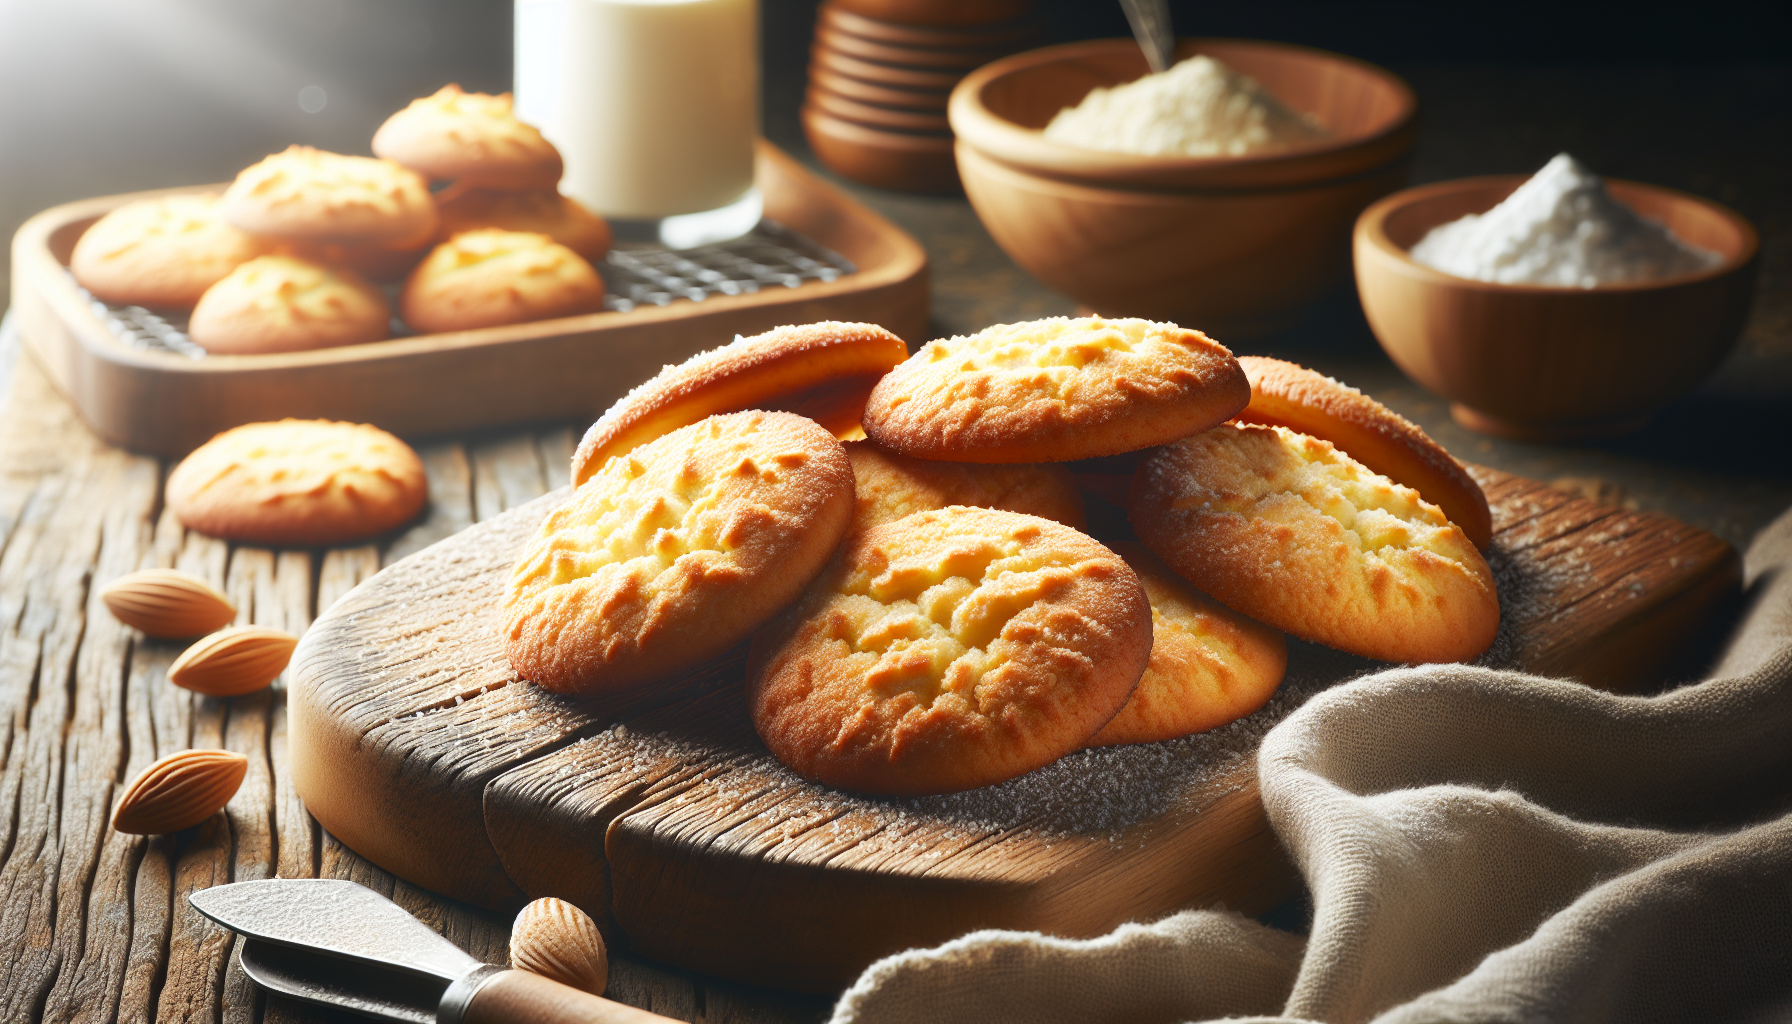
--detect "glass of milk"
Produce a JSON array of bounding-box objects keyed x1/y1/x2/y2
[{"x1": 516, "y1": 0, "x2": 761, "y2": 249}]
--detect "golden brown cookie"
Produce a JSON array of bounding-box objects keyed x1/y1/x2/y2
[
  {"x1": 435, "y1": 186, "x2": 612, "y2": 262},
  {"x1": 188, "y1": 255, "x2": 391, "y2": 354},
  {"x1": 223, "y1": 145, "x2": 439, "y2": 244},
  {"x1": 1087, "y1": 543, "x2": 1286, "y2": 747},
  {"x1": 862, "y1": 316, "x2": 1249, "y2": 463},
  {"x1": 747, "y1": 506, "x2": 1151, "y2": 796},
  {"x1": 1130, "y1": 423, "x2": 1498, "y2": 664},
  {"x1": 845, "y1": 440, "x2": 1085, "y2": 534},
  {"x1": 571, "y1": 322, "x2": 910, "y2": 486},
  {"x1": 400, "y1": 229, "x2": 605, "y2": 334},
  {"x1": 373, "y1": 84, "x2": 563, "y2": 190},
  {"x1": 1235, "y1": 356, "x2": 1493, "y2": 550},
  {"x1": 505, "y1": 411, "x2": 855, "y2": 694},
  {"x1": 68, "y1": 193, "x2": 274, "y2": 310},
  {"x1": 166, "y1": 420, "x2": 427, "y2": 546}
]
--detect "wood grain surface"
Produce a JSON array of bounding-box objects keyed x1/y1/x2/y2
[{"x1": 290, "y1": 431, "x2": 1740, "y2": 993}]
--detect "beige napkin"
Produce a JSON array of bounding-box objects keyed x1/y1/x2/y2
[{"x1": 830, "y1": 506, "x2": 1792, "y2": 1024}]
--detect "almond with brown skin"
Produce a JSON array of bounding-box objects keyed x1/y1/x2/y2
[
  {"x1": 113, "y1": 748, "x2": 248, "y2": 834},
  {"x1": 99, "y1": 569, "x2": 236, "y2": 638},
  {"x1": 169, "y1": 626, "x2": 299, "y2": 696},
  {"x1": 510, "y1": 897, "x2": 608, "y2": 996}
]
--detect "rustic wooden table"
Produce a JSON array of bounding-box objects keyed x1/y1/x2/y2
[{"x1": 1, "y1": 53, "x2": 1785, "y2": 1024}]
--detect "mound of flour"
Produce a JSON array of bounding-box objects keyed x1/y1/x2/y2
[
  {"x1": 1043, "y1": 54, "x2": 1329, "y2": 158},
  {"x1": 1409, "y1": 153, "x2": 1721, "y2": 287}
]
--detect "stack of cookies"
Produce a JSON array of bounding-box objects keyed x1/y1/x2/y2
[
  {"x1": 67, "y1": 85, "x2": 611, "y2": 355},
  {"x1": 803, "y1": 0, "x2": 1034, "y2": 193},
  {"x1": 504, "y1": 315, "x2": 1500, "y2": 797}
]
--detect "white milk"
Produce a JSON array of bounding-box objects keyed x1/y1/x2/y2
[{"x1": 546, "y1": 0, "x2": 759, "y2": 221}]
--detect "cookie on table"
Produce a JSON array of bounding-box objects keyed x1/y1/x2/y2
[
  {"x1": 373, "y1": 84, "x2": 563, "y2": 190},
  {"x1": 1087, "y1": 543, "x2": 1286, "y2": 747},
  {"x1": 400, "y1": 229, "x2": 605, "y2": 334},
  {"x1": 188, "y1": 255, "x2": 391, "y2": 354},
  {"x1": 1130, "y1": 423, "x2": 1498, "y2": 665},
  {"x1": 436, "y1": 186, "x2": 612, "y2": 262},
  {"x1": 845, "y1": 440, "x2": 1085, "y2": 534},
  {"x1": 166, "y1": 420, "x2": 427, "y2": 547},
  {"x1": 1235, "y1": 356, "x2": 1493, "y2": 550},
  {"x1": 223, "y1": 145, "x2": 438, "y2": 244},
  {"x1": 505, "y1": 411, "x2": 855, "y2": 695},
  {"x1": 69, "y1": 193, "x2": 273, "y2": 309},
  {"x1": 571, "y1": 321, "x2": 910, "y2": 486},
  {"x1": 747, "y1": 506, "x2": 1151, "y2": 796},
  {"x1": 862, "y1": 316, "x2": 1249, "y2": 464}
]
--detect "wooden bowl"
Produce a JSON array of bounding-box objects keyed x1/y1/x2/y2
[
  {"x1": 815, "y1": 23, "x2": 1012, "y2": 71},
  {"x1": 820, "y1": 4, "x2": 1033, "y2": 49},
  {"x1": 802, "y1": 106, "x2": 958, "y2": 194},
  {"x1": 810, "y1": 65, "x2": 951, "y2": 110},
  {"x1": 951, "y1": 38, "x2": 1415, "y2": 190},
  {"x1": 808, "y1": 85, "x2": 952, "y2": 134},
  {"x1": 958, "y1": 142, "x2": 1404, "y2": 335},
  {"x1": 1355, "y1": 177, "x2": 1759, "y2": 440},
  {"x1": 812, "y1": 43, "x2": 969, "y2": 91},
  {"x1": 831, "y1": 0, "x2": 1031, "y2": 27}
]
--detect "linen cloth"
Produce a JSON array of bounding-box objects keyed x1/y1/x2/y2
[{"x1": 829, "y1": 506, "x2": 1792, "y2": 1024}]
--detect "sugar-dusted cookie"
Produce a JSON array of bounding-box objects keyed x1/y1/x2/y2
[
  {"x1": 505, "y1": 411, "x2": 855, "y2": 694},
  {"x1": 435, "y1": 187, "x2": 612, "y2": 262},
  {"x1": 862, "y1": 316, "x2": 1249, "y2": 463},
  {"x1": 1130, "y1": 423, "x2": 1498, "y2": 664},
  {"x1": 223, "y1": 145, "x2": 439, "y2": 244},
  {"x1": 373, "y1": 84, "x2": 563, "y2": 190},
  {"x1": 188, "y1": 255, "x2": 391, "y2": 354},
  {"x1": 845, "y1": 440, "x2": 1085, "y2": 534},
  {"x1": 748, "y1": 506, "x2": 1151, "y2": 796},
  {"x1": 571, "y1": 322, "x2": 910, "y2": 486},
  {"x1": 1087, "y1": 543, "x2": 1286, "y2": 747},
  {"x1": 400, "y1": 229, "x2": 605, "y2": 334},
  {"x1": 166, "y1": 420, "x2": 427, "y2": 546},
  {"x1": 1235, "y1": 356, "x2": 1493, "y2": 550},
  {"x1": 68, "y1": 193, "x2": 274, "y2": 310}
]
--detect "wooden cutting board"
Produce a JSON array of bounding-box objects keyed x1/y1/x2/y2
[{"x1": 289, "y1": 467, "x2": 1739, "y2": 993}]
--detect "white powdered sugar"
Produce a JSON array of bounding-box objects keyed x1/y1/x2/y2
[
  {"x1": 1409, "y1": 153, "x2": 1721, "y2": 287},
  {"x1": 1043, "y1": 54, "x2": 1330, "y2": 158}
]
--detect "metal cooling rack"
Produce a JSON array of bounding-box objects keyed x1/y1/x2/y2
[{"x1": 82, "y1": 219, "x2": 857, "y2": 359}]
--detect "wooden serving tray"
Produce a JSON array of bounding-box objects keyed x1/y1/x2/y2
[
  {"x1": 9, "y1": 142, "x2": 929, "y2": 457},
  {"x1": 289, "y1": 466, "x2": 1739, "y2": 993}
]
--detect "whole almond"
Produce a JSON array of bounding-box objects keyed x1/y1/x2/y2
[
  {"x1": 113, "y1": 748, "x2": 248, "y2": 834},
  {"x1": 510, "y1": 897, "x2": 608, "y2": 996},
  {"x1": 169, "y1": 626, "x2": 299, "y2": 696},
  {"x1": 100, "y1": 569, "x2": 236, "y2": 638}
]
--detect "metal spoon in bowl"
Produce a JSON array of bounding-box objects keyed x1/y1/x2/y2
[{"x1": 1119, "y1": 0, "x2": 1175, "y2": 74}]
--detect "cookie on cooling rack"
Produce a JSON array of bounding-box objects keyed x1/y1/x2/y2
[
  {"x1": 747, "y1": 506, "x2": 1150, "y2": 796},
  {"x1": 1130, "y1": 423, "x2": 1498, "y2": 665},
  {"x1": 436, "y1": 187, "x2": 612, "y2": 262},
  {"x1": 373, "y1": 85, "x2": 563, "y2": 190},
  {"x1": 69, "y1": 193, "x2": 273, "y2": 310},
  {"x1": 188, "y1": 255, "x2": 391, "y2": 354},
  {"x1": 570, "y1": 321, "x2": 910, "y2": 485},
  {"x1": 223, "y1": 145, "x2": 439, "y2": 244},
  {"x1": 166, "y1": 420, "x2": 427, "y2": 546},
  {"x1": 1087, "y1": 543, "x2": 1286, "y2": 747},
  {"x1": 400, "y1": 229, "x2": 605, "y2": 334},
  {"x1": 862, "y1": 316, "x2": 1250, "y2": 463},
  {"x1": 505, "y1": 410, "x2": 855, "y2": 694},
  {"x1": 845, "y1": 440, "x2": 1085, "y2": 534}
]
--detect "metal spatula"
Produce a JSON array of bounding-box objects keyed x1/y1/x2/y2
[{"x1": 1119, "y1": 0, "x2": 1176, "y2": 74}]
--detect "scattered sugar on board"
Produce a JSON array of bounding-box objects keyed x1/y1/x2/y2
[
  {"x1": 1409, "y1": 153, "x2": 1720, "y2": 287},
  {"x1": 1043, "y1": 54, "x2": 1328, "y2": 158}
]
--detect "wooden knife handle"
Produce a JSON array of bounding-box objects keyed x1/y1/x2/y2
[{"x1": 451, "y1": 967, "x2": 683, "y2": 1024}]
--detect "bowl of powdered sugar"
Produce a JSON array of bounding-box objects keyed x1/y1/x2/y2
[
  {"x1": 948, "y1": 38, "x2": 1417, "y2": 335},
  {"x1": 1355, "y1": 155, "x2": 1758, "y2": 441}
]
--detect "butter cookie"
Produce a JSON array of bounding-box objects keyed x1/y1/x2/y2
[
  {"x1": 435, "y1": 187, "x2": 612, "y2": 262},
  {"x1": 373, "y1": 85, "x2": 563, "y2": 190},
  {"x1": 188, "y1": 255, "x2": 391, "y2": 354},
  {"x1": 223, "y1": 145, "x2": 438, "y2": 244},
  {"x1": 69, "y1": 193, "x2": 273, "y2": 309},
  {"x1": 400, "y1": 229, "x2": 604, "y2": 334},
  {"x1": 845, "y1": 440, "x2": 1085, "y2": 534}
]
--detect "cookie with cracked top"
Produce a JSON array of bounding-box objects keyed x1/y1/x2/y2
[
  {"x1": 1129, "y1": 423, "x2": 1498, "y2": 664},
  {"x1": 373, "y1": 84, "x2": 563, "y2": 190},
  {"x1": 223, "y1": 145, "x2": 438, "y2": 244},
  {"x1": 844, "y1": 439, "x2": 1085, "y2": 535},
  {"x1": 69, "y1": 193, "x2": 274, "y2": 310}
]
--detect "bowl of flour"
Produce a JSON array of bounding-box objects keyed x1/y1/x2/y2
[
  {"x1": 1355, "y1": 157, "x2": 1758, "y2": 440},
  {"x1": 948, "y1": 38, "x2": 1418, "y2": 334}
]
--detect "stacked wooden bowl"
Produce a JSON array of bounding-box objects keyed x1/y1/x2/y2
[{"x1": 803, "y1": 0, "x2": 1033, "y2": 194}]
